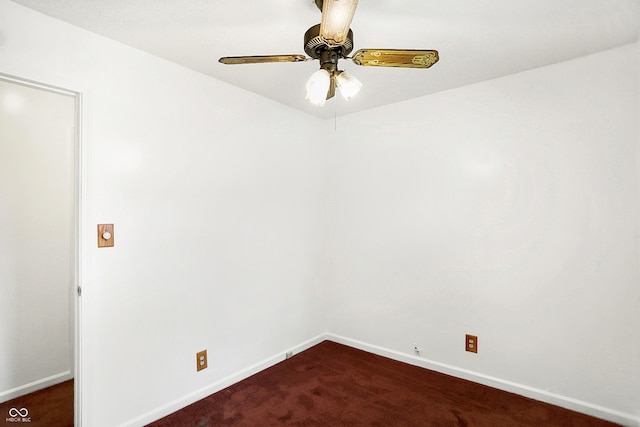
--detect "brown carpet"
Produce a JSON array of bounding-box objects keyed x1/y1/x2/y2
[
  {"x1": 148, "y1": 341, "x2": 619, "y2": 426},
  {"x1": 0, "y1": 379, "x2": 73, "y2": 427}
]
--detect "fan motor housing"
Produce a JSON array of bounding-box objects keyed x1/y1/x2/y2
[{"x1": 304, "y1": 24, "x2": 354, "y2": 59}]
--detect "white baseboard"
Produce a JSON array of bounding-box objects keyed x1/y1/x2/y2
[
  {"x1": 325, "y1": 333, "x2": 640, "y2": 427},
  {"x1": 0, "y1": 370, "x2": 73, "y2": 403},
  {"x1": 120, "y1": 333, "x2": 639, "y2": 427},
  {"x1": 122, "y1": 334, "x2": 327, "y2": 427}
]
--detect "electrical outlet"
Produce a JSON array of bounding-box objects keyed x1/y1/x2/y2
[
  {"x1": 465, "y1": 334, "x2": 478, "y2": 353},
  {"x1": 196, "y1": 350, "x2": 208, "y2": 371},
  {"x1": 285, "y1": 351, "x2": 293, "y2": 359}
]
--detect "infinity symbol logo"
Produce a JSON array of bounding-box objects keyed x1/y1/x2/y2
[{"x1": 8, "y1": 407, "x2": 28, "y2": 417}]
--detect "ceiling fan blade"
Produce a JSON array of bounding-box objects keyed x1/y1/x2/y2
[
  {"x1": 219, "y1": 54, "x2": 308, "y2": 65},
  {"x1": 319, "y1": 0, "x2": 359, "y2": 46},
  {"x1": 351, "y1": 49, "x2": 439, "y2": 68}
]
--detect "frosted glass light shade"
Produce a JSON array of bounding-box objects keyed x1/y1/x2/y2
[
  {"x1": 320, "y1": 0, "x2": 359, "y2": 46},
  {"x1": 305, "y1": 69, "x2": 331, "y2": 106},
  {"x1": 335, "y1": 71, "x2": 362, "y2": 100}
]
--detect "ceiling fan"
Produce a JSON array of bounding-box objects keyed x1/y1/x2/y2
[{"x1": 219, "y1": 0, "x2": 439, "y2": 106}]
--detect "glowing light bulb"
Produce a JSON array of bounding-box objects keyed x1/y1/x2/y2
[
  {"x1": 335, "y1": 71, "x2": 362, "y2": 100},
  {"x1": 305, "y1": 69, "x2": 331, "y2": 106},
  {"x1": 320, "y1": 0, "x2": 359, "y2": 46}
]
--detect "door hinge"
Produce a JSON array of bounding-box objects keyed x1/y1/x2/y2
[{"x1": 77, "y1": 286, "x2": 82, "y2": 296}]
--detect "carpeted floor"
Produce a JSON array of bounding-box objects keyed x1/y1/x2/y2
[
  {"x1": 0, "y1": 379, "x2": 73, "y2": 427},
  {"x1": 148, "y1": 341, "x2": 620, "y2": 426}
]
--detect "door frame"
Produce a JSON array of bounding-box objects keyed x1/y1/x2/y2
[{"x1": 0, "y1": 72, "x2": 84, "y2": 426}]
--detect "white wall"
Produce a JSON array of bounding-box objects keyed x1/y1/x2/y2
[
  {"x1": 0, "y1": 1, "x2": 326, "y2": 426},
  {"x1": 0, "y1": 79, "x2": 75, "y2": 401},
  {"x1": 325, "y1": 42, "x2": 639, "y2": 420},
  {"x1": 1, "y1": 0, "x2": 638, "y2": 425}
]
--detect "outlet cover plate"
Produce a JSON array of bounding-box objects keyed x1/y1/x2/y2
[
  {"x1": 196, "y1": 349, "x2": 208, "y2": 371},
  {"x1": 466, "y1": 334, "x2": 478, "y2": 353}
]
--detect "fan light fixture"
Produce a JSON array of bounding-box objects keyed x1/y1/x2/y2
[
  {"x1": 305, "y1": 69, "x2": 331, "y2": 106},
  {"x1": 305, "y1": 69, "x2": 362, "y2": 105},
  {"x1": 335, "y1": 71, "x2": 362, "y2": 100},
  {"x1": 320, "y1": 0, "x2": 359, "y2": 46}
]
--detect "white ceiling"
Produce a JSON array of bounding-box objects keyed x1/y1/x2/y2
[{"x1": 11, "y1": 0, "x2": 640, "y2": 119}]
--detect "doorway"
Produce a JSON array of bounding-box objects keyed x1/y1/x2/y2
[{"x1": 0, "y1": 75, "x2": 80, "y2": 426}]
